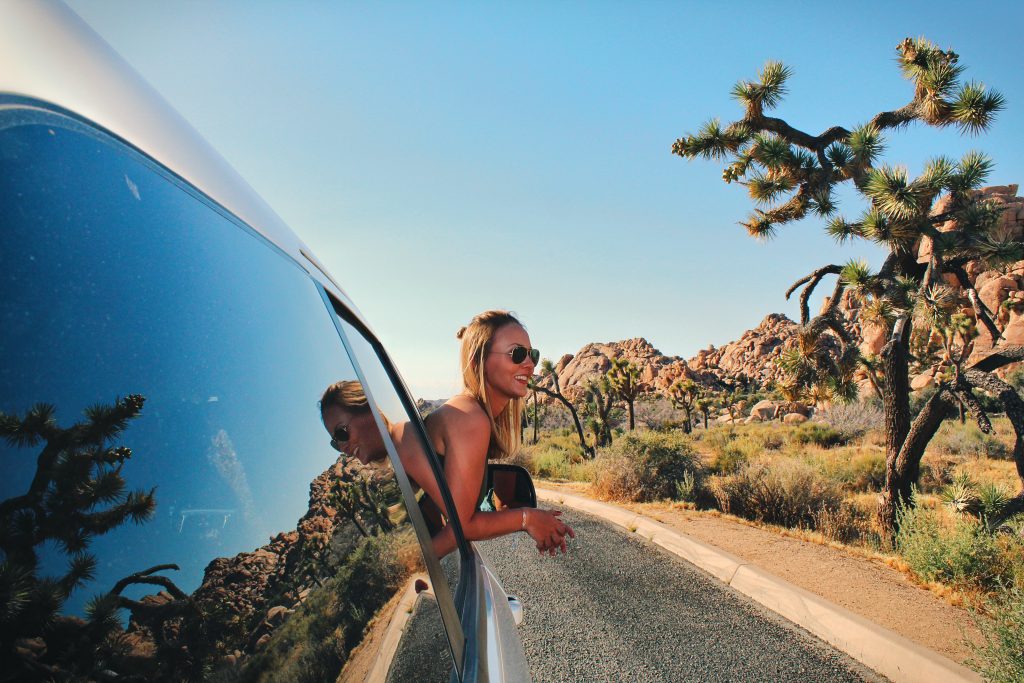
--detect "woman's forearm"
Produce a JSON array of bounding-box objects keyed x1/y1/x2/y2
[{"x1": 430, "y1": 508, "x2": 526, "y2": 557}]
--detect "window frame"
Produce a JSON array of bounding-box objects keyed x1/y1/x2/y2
[{"x1": 319, "y1": 283, "x2": 476, "y2": 678}]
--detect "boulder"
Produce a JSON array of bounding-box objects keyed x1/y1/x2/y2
[
  {"x1": 911, "y1": 371, "x2": 936, "y2": 391},
  {"x1": 979, "y1": 276, "x2": 1018, "y2": 317},
  {"x1": 749, "y1": 400, "x2": 779, "y2": 422},
  {"x1": 782, "y1": 413, "x2": 808, "y2": 425}
]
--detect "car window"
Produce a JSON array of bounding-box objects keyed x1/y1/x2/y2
[{"x1": 0, "y1": 106, "x2": 453, "y2": 682}]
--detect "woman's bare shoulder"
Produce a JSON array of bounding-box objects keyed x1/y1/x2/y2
[{"x1": 426, "y1": 395, "x2": 490, "y2": 442}]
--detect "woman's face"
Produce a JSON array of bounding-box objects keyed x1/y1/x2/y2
[
  {"x1": 483, "y1": 323, "x2": 536, "y2": 402},
  {"x1": 322, "y1": 404, "x2": 386, "y2": 466}
]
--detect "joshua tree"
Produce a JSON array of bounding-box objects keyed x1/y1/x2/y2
[
  {"x1": 583, "y1": 376, "x2": 615, "y2": 447},
  {"x1": 668, "y1": 379, "x2": 702, "y2": 433},
  {"x1": 673, "y1": 37, "x2": 1024, "y2": 536},
  {"x1": 606, "y1": 357, "x2": 643, "y2": 430},
  {"x1": 694, "y1": 395, "x2": 713, "y2": 430},
  {"x1": 531, "y1": 359, "x2": 594, "y2": 458}
]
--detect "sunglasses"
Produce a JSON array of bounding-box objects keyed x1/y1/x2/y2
[
  {"x1": 329, "y1": 424, "x2": 350, "y2": 452},
  {"x1": 493, "y1": 345, "x2": 540, "y2": 365}
]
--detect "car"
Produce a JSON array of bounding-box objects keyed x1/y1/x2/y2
[{"x1": 0, "y1": 1, "x2": 531, "y2": 681}]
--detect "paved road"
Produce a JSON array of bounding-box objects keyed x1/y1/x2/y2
[{"x1": 479, "y1": 507, "x2": 887, "y2": 683}]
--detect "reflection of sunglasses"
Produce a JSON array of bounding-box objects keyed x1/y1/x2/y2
[
  {"x1": 494, "y1": 345, "x2": 540, "y2": 365},
  {"x1": 330, "y1": 425, "x2": 350, "y2": 452}
]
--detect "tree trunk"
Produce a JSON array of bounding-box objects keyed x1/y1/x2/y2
[
  {"x1": 627, "y1": 399, "x2": 635, "y2": 431},
  {"x1": 878, "y1": 317, "x2": 914, "y2": 538},
  {"x1": 878, "y1": 386, "x2": 955, "y2": 537},
  {"x1": 532, "y1": 390, "x2": 538, "y2": 444}
]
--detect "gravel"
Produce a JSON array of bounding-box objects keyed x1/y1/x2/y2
[{"x1": 479, "y1": 507, "x2": 888, "y2": 683}]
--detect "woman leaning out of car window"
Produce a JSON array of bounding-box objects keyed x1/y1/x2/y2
[{"x1": 320, "y1": 310, "x2": 574, "y2": 557}]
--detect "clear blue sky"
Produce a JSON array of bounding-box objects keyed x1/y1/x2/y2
[{"x1": 68, "y1": 1, "x2": 1024, "y2": 398}]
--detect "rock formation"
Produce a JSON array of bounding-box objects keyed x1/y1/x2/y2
[{"x1": 539, "y1": 185, "x2": 1023, "y2": 402}]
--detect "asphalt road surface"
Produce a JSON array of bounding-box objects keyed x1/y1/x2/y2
[{"x1": 479, "y1": 507, "x2": 888, "y2": 683}]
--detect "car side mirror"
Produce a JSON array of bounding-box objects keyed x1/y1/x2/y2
[{"x1": 485, "y1": 463, "x2": 537, "y2": 510}]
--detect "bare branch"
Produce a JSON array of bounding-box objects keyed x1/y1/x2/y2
[
  {"x1": 111, "y1": 564, "x2": 187, "y2": 600},
  {"x1": 785, "y1": 264, "x2": 842, "y2": 325},
  {"x1": 969, "y1": 345, "x2": 1024, "y2": 373}
]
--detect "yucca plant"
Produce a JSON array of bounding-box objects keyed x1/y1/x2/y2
[{"x1": 673, "y1": 37, "x2": 1024, "y2": 538}]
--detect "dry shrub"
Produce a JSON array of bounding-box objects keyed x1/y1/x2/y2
[
  {"x1": 815, "y1": 500, "x2": 874, "y2": 544},
  {"x1": 919, "y1": 453, "x2": 960, "y2": 493},
  {"x1": 818, "y1": 401, "x2": 883, "y2": 440},
  {"x1": 709, "y1": 458, "x2": 842, "y2": 529},
  {"x1": 704, "y1": 427, "x2": 762, "y2": 473},
  {"x1": 591, "y1": 431, "x2": 700, "y2": 502}
]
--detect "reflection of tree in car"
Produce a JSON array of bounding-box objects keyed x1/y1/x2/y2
[
  {"x1": 320, "y1": 310, "x2": 574, "y2": 558},
  {"x1": 0, "y1": 394, "x2": 194, "y2": 681}
]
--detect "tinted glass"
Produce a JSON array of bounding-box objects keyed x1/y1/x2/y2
[{"x1": 0, "y1": 108, "x2": 449, "y2": 681}]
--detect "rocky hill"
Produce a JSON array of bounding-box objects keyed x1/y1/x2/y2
[{"x1": 540, "y1": 184, "x2": 1024, "y2": 401}]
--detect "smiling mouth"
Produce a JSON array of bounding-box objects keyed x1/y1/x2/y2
[{"x1": 514, "y1": 375, "x2": 530, "y2": 382}]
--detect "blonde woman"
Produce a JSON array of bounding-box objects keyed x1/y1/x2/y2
[{"x1": 321, "y1": 310, "x2": 574, "y2": 557}]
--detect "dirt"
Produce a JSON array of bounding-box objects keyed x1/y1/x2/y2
[{"x1": 540, "y1": 481, "x2": 984, "y2": 667}]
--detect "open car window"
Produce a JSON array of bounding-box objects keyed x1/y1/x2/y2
[
  {"x1": 0, "y1": 104, "x2": 456, "y2": 682},
  {"x1": 328, "y1": 305, "x2": 467, "y2": 679}
]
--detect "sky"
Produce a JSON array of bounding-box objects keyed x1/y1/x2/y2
[{"x1": 67, "y1": 1, "x2": 1024, "y2": 398}]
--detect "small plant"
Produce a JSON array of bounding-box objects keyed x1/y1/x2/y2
[
  {"x1": 674, "y1": 470, "x2": 698, "y2": 503},
  {"x1": 970, "y1": 584, "x2": 1024, "y2": 683},
  {"x1": 933, "y1": 422, "x2": 1011, "y2": 460},
  {"x1": 940, "y1": 472, "x2": 981, "y2": 516}
]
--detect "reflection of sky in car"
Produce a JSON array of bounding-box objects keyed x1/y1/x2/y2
[{"x1": 0, "y1": 117, "x2": 360, "y2": 615}]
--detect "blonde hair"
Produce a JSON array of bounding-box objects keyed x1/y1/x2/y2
[{"x1": 456, "y1": 310, "x2": 525, "y2": 460}]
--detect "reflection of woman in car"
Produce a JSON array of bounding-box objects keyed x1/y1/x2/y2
[{"x1": 320, "y1": 310, "x2": 574, "y2": 557}]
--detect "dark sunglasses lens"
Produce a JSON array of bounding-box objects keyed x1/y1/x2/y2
[
  {"x1": 510, "y1": 346, "x2": 539, "y2": 364},
  {"x1": 334, "y1": 425, "x2": 349, "y2": 443}
]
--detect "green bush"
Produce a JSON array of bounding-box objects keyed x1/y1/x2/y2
[
  {"x1": 709, "y1": 458, "x2": 842, "y2": 528},
  {"x1": 704, "y1": 427, "x2": 762, "y2": 473},
  {"x1": 791, "y1": 422, "x2": 847, "y2": 448},
  {"x1": 823, "y1": 449, "x2": 887, "y2": 492},
  {"x1": 971, "y1": 585, "x2": 1024, "y2": 683},
  {"x1": 592, "y1": 431, "x2": 700, "y2": 502},
  {"x1": 932, "y1": 422, "x2": 1011, "y2": 459},
  {"x1": 896, "y1": 505, "x2": 1008, "y2": 590}
]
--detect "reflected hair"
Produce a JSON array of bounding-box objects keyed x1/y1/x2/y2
[
  {"x1": 319, "y1": 380, "x2": 370, "y2": 422},
  {"x1": 456, "y1": 310, "x2": 524, "y2": 460}
]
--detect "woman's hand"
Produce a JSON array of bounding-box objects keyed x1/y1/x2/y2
[{"x1": 524, "y1": 508, "x2": 575, "y2": 555}]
